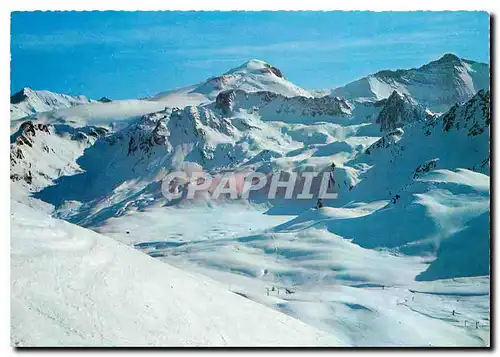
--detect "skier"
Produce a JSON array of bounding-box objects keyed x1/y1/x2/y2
[
  {"x1": 315, "y1": 162, "x2": 335, "y2": 210},
  {"x1": 330, "y1": 162, "x2": 335, "y2": 186},
  {"x1": 329, "y1": 162, "x2": 336, "y2": 189},
  {"x1": 315, "y1": 198, "x2": 324, "y2": 209}
]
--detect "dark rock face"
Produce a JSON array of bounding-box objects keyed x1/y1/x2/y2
[
  {"x1": 215, "y1": 90, "x2": 237, "y2": 115},
  {"x1": 333, "y1": 53, "x2": 489, "y2": 113},
  {"x1": 10, "y1": 88, "x2": 29, "y2": 104},
  {"x1": 427, "y1": 53, "x2": 462, "y2": 67},
  {"x1": 215, "y1": 89, "x2": 352, "y2": 119},
  {"x1": 277, "y1": 95, "x2": 351, "y2": 117},
  {"x1": 442, "y1": 104, "x2": 460, "y2": 133},
  {"x1": 265, "y1": 64, "x2": 285, "y2": 79},
  {"x1": 374, "y1": 69, "x2": 406, "y2": 80},
  {"x1": 20, "y1": 121, "x2": 36, "y2": 136},
  {"x1": 10, "y1": 119, "x2": 110, "y2": 188},
  {"x1": 98, "y1": 97, "x2": 112, "y2": 103},
  {"x1": 441, "y1": 89, "x2": 490, "y2": 136},
  {"x1": 10, "y1": 121, "x2": 52, "y2": 185},
  {"x1": 365, "y1": 128, "x2": 404, "y2": 155},
  {"x1": 413, "y1": 159, "x2": 439, "y2": 179},
  {"x1": 207, "y1": 74, "x2": 237, "y2": 91},
  {"x1": 10, "y1": 121, "x2": 53, "y2": 186},
  {"x1": 10, "y1": 147, "x2": 24, "y2": 166},
  {"x1": 365, "y1": 89, "x2": 490, "y2": 178},
  {"x1": 376, "y1": 91, "x2": 429, "y2": 132},
  {"x1": 13, "y1": 121, "x2": 50, "y2": 148},
  {"x1": 123, "y1": 111, "x2": 172, "y2": 157},
  {"x1": 151, "y1": 120, "x2": 168, "y2": 146}
]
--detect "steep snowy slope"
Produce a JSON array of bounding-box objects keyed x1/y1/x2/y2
[
  {"x1": 10, "y1": 98, "x2": 177, "y2": 195},
  {"x1": 11, "y1": 200, "x2": 343, "y2": 347},
  {"x1": 10, "y1": 121, "x2": 109, "y2": 193},
  {"x1": 11, "y1": 87, "x2": 94, "y2": 120},
  {"x1": 32, "y1": 103, "x2": 305, "y2": 224},
  {"x1": 152, "y1": 60, "x2": 311, "y2": 106},
  {"x1": 347, "y1": 89, "x2": 490, "y2": 203},
  {"x1": 332, "y1": 54, "x2": 489, "y2": 112},
  {"x1": 33, "y1": 97, "x2": 381, "y2": 225}
]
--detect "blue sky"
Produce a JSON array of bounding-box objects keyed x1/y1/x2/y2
[{"x1": 11, "y1": 11, "x2": 489, "y2": 100}]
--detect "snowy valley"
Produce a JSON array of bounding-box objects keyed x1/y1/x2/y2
[{"x1": 10, "y1": 54, "x2": 490, "y2": 347}]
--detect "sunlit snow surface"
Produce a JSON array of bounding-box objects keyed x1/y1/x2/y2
[
  {"x1": 11, "y1": 200, "x2": 342, "y2": 347},
  {"x1": 11, "y1": 56, "x2": 490, "y2": 347},
  {"x1": 96, "y1": 189, "x2": 490, "y2": 346}
]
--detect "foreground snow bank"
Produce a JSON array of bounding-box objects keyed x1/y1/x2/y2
[{"x1": 10, "y1": 200, "x2": 342, "y2": 347}]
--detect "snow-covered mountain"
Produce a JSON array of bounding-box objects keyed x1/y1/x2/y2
[
  {"x1": 331, "y1": 53, "x2": 489, "y2": 112},
  {"x1": 12, "y1": 57, "x2": 490, "y2": 224},
  {"x1": 10, "y1": 54, "x2": 491, "y2": 347},
  {"x1": 151, "y1": 59, "x2": 311, "y2": 107},
  {"x1": 10, "y1": 120, "x2": 108, "y2": 193},
  {"x1": 212, "y1": 89, "x2": 353, "y2": 122},
  {"x1": 375, "y1": 90, "x2": 432, "y2": 132},
  {"x1": 351, "y1": 89, "x2": 490, "y2": 202},
  {"x1": 10, "y1": 87, "x2": 94, "y2": 120}
]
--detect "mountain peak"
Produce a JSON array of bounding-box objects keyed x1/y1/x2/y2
[
  {"x1": 225, "y1": 59, "x2": 269, "y2": 74},
  {"x1": 235, "y1": 59, "x2": 269, "y2": 70},
  {"x1": 432, "y1": 53, "x2": 462, "y2": 66},
  {"x1": 387, "y1": 90, "x2": 404, "y2": 100},
  {"x1": 386, "y1": 90, "x2": 416, "y2": 104},
  {"x1": 225, "y1": 59, "x2": 285, "y2": 79},
  {"x1": 10, "y1": 87, "x2": 93, "y2": 120},
  {"x1": 153, "y1": 58, "x2": 309, "y2": 102},
  {"x1": 244, "y1": 58, "x2": 269, "y2": 67},
  {"x1": 332, "y1": 52, "x2": 488, "y2": 112},
  {"x1": 11, "y1": 87, "x2": 36, "y2": 104},
  {"x1": 376, "y1": 90, "x2": 427, "y2": 132}
]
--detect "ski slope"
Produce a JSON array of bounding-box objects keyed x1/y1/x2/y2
[
  {"x1": 95, "y1": 197, "x2": 490, "y2": 347},
  {"x1": 11, "y1": 200, "x2": 343, "y2": 347}
]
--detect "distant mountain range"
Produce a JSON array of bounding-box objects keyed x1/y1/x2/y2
[
  {"x1": 331, "y1": 53, "x2": 489, "y2": 112},
  {"x1": 10, "y1": 52, "x2": 491, "y2": 347},
  {"x1": 10, "y1": 52, "x2": 490, "y2": 268}
]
